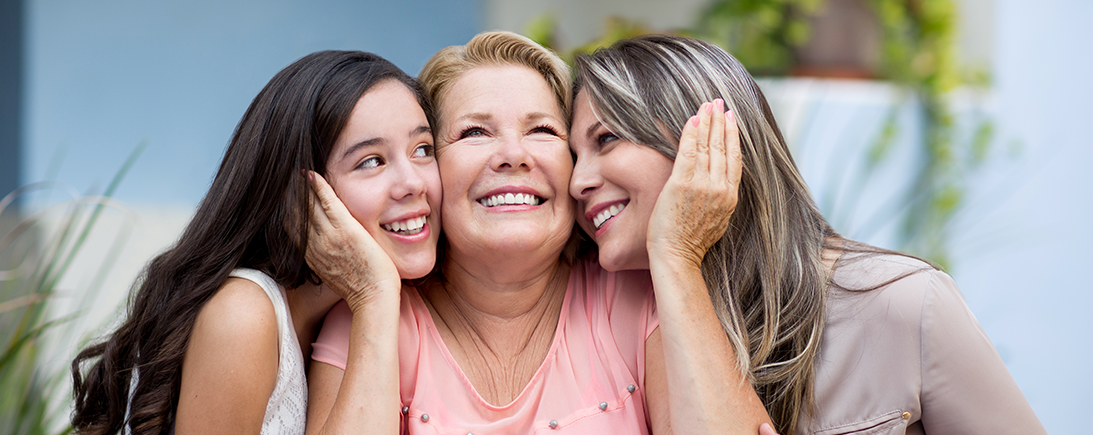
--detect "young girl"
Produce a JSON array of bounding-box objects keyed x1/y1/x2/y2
[{"x1": 70, "y1": 50, "x2": 441, "y2": 435}]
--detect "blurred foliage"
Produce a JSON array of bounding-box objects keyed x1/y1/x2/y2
[
  {"x1": 695, "y1": 0, "x2": 821, "y2": 75},
  {"x1": 528, "y1": 0, "x2": 997, "y2": 269},
  {"x1": 0, "y1": 143, "x2": 143, "y2": 434}
]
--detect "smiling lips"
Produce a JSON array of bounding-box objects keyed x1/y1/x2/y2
[
  {"x1": 478, "y1": 193, "x2": 543, "y2": 207},
  {"x1": 591, "y1": 203, "x2": 626, "y2": 229},
  {"x1": 381, "y1": 216, "x2": 427, "y2": 235}
]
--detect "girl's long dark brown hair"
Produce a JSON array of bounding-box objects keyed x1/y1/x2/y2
[{"x1": 70, "y1": 50, "x2": 431, "y2": 435}]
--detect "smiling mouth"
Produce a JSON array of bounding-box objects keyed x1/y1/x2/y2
[
  {"x1": 592, "y1": 203, "x2": 626, "y2": 229},
  {"x1": 381, "y1": 216, "x2": 426, "y2": 235},
  {"x1": 478, "y1": 193, "x2": 544, "y2": 207}
]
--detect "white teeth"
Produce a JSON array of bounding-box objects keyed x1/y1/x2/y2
[
  {"x1": 592, "y1": 203, "x2": 626, "y2": 229},
  {"x1": 478, "y1": 193, "x2": 542, "y2": 207},
  {"x1": 382, "y1": 216, "x2": 426, "y2": 235}
]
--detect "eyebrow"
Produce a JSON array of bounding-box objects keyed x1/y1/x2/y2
[
  {"x1": 456, "y1": 112, "x2": 492, "y2": 123},
  {"x1": 341, "y1": 137, "x2": 383, "y2": 159},
  {"x1": 525, "y1": 111, "x2": 563, "y2": 124},
  {"x1": 339, "y1": 125, "x2": 431, "y2": 159},
  {"x1": 584, "y1": 120, "x2": 603, "y2": 140},
  {"x1": 453, "y1": 112, "x2": 563, "y2": 124}
]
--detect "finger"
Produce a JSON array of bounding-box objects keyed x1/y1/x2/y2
[
  {"x1": 694, "y1": 102, "x2": 712, "y2": 178},
  {"x1": 673, "y1": 113, "x2": 701, "y2": 182},
  {"x1": 725, "y1": 109, "x2": 743, "y2": 192},
  {"x1": 308, "y1": 171, "x2": 355, "y2": 230},
  {"x1": 708, "y1": 99, "x2": 728, "y2": 186}
]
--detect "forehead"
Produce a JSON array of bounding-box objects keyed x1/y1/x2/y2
[
  {"x1": 438, "y1": 65, "x2": 563, "y2": 124},
  {"x1": 345, "y1": 80, "x2": 422, "y2": 126},
  {"x1": 571, "y1": 90, "x2": 597, "y2": 127}
]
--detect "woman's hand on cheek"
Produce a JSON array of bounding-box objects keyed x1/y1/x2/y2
[
  {"x1": 305, "y1": 171, "x2": 401, "y2": 312},
  {"x1": 646, "y1": 99, "x2": 742, "y2": 268}
]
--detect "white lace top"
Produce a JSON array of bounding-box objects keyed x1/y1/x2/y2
[
  {"x1": 229, "y1": 268, "x2": 308, "y2": 435},
  {"x1": 126, "y1": 269, "x2": 307, "y2": 434}
]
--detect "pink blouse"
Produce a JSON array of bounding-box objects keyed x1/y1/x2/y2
[{"x1": 312, "y1": 259, "x2": 660, "y2": 434}]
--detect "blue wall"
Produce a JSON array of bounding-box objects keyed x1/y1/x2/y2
[
  {"x1": 0, "y1": 0, "x2": 23, "y2": 198},
  {"x1": 24, "y1": 0, "x2": 481, "y2": 205}
]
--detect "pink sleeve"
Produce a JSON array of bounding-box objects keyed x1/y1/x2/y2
[{"x1": 311, "y1": 299, "x2": 352, "y2": 370}]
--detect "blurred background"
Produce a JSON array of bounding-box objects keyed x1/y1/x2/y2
[{"x1": 1, "y1": 0, "x2": 1089, "y2": 433}]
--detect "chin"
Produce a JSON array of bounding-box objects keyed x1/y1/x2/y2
[
  {"x1": 596, "y1": 246, "x2": 647, "y2": 272},
  {"x1": 394, "y1": 254, "x2": 438, "y2": 279}
]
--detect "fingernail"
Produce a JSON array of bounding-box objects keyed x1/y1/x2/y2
[
  {"x1": 715, "y1": 98, "x2": 723, "y2": 111},
  {"x1": 705, "y1": 102, "x2": 713, "y2": 114},
  {"x1": 690, "y1": 115, "x2": 699, "y2": 127},
  {"x1": 727, "y1": 109, "x2": 735, "y2": 124},
  {"x1": 307, "y1": 171, "x2": 314, "y2": 182}
]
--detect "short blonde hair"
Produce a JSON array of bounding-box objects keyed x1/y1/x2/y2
[{"x1": 419, "y1": 31, "x2": 572, "y2": 129}]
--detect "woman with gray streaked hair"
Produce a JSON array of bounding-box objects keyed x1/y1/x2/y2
[{"x1": 569, "y1": 34, "x2": 1045, "y2": 435}]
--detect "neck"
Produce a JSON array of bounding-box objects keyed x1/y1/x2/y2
[
  {"x1": 421, "y1": 257, "x2": 570, "y2": 406},
  {"x1": 440, "y1": 249, "x2": 569, "y2": 318}
]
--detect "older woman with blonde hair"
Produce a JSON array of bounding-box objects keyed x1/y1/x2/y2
[{"x1": 303, "y1": 31, "x2": 772, "y2": 434}]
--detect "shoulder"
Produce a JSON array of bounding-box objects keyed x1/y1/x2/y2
[
  {"x1": 190, "y1": 277, "x2": 280, "y2": 361},
  {"x1": 828, "y1": 254, "x2": 947, "y2": 321},
  {"x1": 176, "y1": 278, "x2": 280, "y2": 432}
]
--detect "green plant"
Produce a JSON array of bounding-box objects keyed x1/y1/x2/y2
[
  {"x1": 695, "y1": 0, "x2": 821, "y2": 75},
  {"x1": 0, "y1": 143, "x2": 144, "y2": 435}
]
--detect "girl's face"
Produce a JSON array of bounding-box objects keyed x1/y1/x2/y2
[
  {"x1": 432, "y1": 65, "x2": 574, "y2": 260},
  {"x1": 568, "y1": 90, "x2": 674, "y2": 271},
  {"x1": 324, "y1": 79, "x2": 441, "y2": 279}
]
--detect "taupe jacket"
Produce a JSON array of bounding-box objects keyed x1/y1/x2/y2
[{"x1": 796, "y1": 254, "x2": 1046, "y2": 434}]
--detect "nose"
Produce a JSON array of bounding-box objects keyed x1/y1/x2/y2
[
  {"x1": 490, "y1": 133, "x2": 533, "y2": 172},
  {"x1": 569, "y1": 152, "x2": 602, "y2": 201},
  {"x1": 390, "y1": 155, "x2": 428, "y2": 200}
]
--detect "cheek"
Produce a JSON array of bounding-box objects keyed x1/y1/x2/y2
[
  {"x1": 543, "y1": 145, "x2": 575, "y2": 189},
  {"x1": 438, "y1": 147, "x2": 476, "y2": 192},
  {"x1": 425, "y1": 169, "x2": 443, "y2": 213},
  {"x1": 333, "y1": 183, "x2": 384, "y2": 228}
]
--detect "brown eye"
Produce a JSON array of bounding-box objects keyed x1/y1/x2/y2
[
  {"x1": 356, "y1": 156, "x2": 383, "y2": 170},
  {"x1": 412, "y1": 144, "x2": 434, "y2": 158},
  {"x1": 597, "y1": 132, "x2": 619, "y2": 147}
]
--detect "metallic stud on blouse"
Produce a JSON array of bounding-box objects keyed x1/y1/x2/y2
[
  {"x1": 627, "y1": 384, "x2": 636, "y2": 393},
  {"x1": 599, "y1": 402, "x2": 608, "y2": 411},
  {"x1": 420, "y1": 414, "x2": 430, "y2": 422},
  {"x1": 902, "y1": 412, "x2": 911, "y2": 419},
  {"x1": 401, "y1": 406, "x2": 409, "y2": 414},
  {"x1": 549, "y1": 420, "x2": 559, "y2": 429}
]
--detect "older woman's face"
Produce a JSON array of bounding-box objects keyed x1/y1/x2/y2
[{"x1": 435, "y1": 65, "x2": 574, "y2": 259}]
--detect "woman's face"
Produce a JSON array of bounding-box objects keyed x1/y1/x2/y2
[
  {"x1": 434, "y1": 65, "x2": 574, "y2": 260},
  {"x1": 569, "y1": 90, "x2": 674, "y2": 271},
  {"x1": 325, "y1": 79, "x2": 441, "y2": 279}
]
